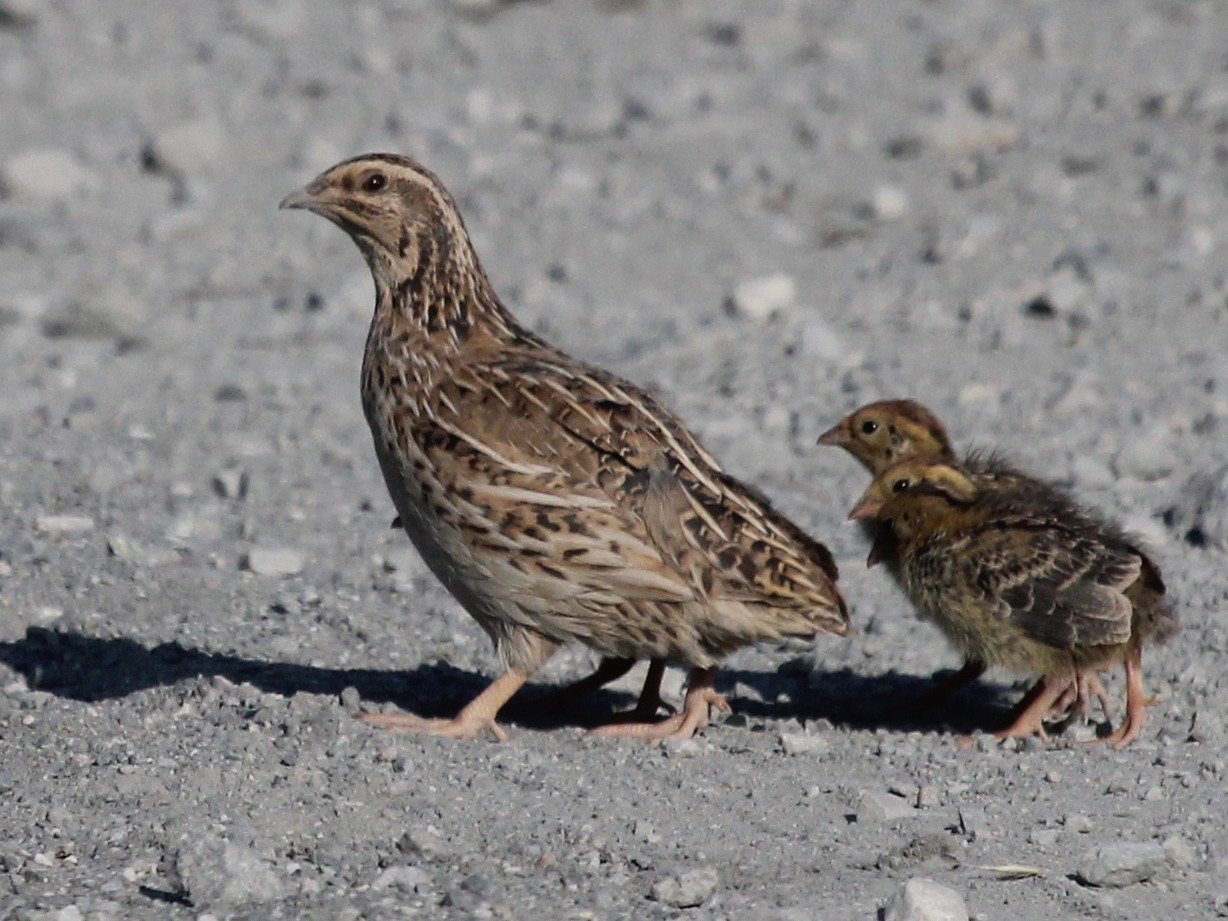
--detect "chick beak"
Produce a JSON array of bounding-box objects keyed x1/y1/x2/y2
[
  {"x1": 279, "y1": 177, "x2": 330, "y2": 212},
  {"x1": 816, "y1": 424, "x2": 846, "y2": 447},
  {"x1": 847, "y1": 497, "x2": 881, "y2": 521}
]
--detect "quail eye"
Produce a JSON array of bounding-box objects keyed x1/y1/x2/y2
[
  {"x1": 362, "y1": 172, "x2": 388, "y2": 193},
  {"x1": 860, "y1": 419, "x2": 879, "y2": 435},
  {"x1": 892, "y1": 477, "x2": 910, "y2": 493}
]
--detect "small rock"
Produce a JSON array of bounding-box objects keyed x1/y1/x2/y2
[
  {"x1": 870, "y1": 184, "x2": 910, "y2": 221},
  {"x1": 1162, "y1": 835, "x2": 1197, "y2": 868},
  {"x1": 958, "y1": 805, "x2": 988, "y2": 841},
  {"x1": 779, "y1": 731, "x2": 828, "y2": 755},
  {"x1": 662, "y1": 737, "x2": 706, "y2": 758},
  {"x1": 35, "y1": 514, "x2": 95, "y2": 535},
  {"x1": 54, "y1": 906, "x2": 84, "y2": 921},
  {"x1": 729, "y1": 273, "x2": 795, "y2": 322},
  {"x1": 882, "y1": 877, "x2": 969, "y2": 921},
  {"x1": 1077, "y1": 841, "x2": 1168, "y2": 888},
  {"x1": 857, "y1": 791, "x2": 915, "y2": 823},
  {"x1": 371, "y1": 865, "x2": 431, "y2": 893},
  {"x1": 1064, "y1": 814, "x2": 1094, "y2": 833},
  {"x1": 650, "y1": 867, "x2": 719, "y2": 908},
  {"x1": 242, "y1": 547, "x2": 305, "y2": 577},
  {"x1": 1031, "y1": 828, "x2": 1059, "y2": 847},
  {"x1": 171, "y1": 833, "x2": 287, "y2": 909},
  {"x1": 1114, "y1": 426, "x2": 1176, "y2": 481},
  {"x1": 397, "y1": 827, "x2": 452, "y2": 860},
  {"x1": 3, "y1": 148, "x2": 98, "y2": 201},
  {"x1": 146, "y1": 118, "x2": 225, "y2": 176},
  {"x1": 797, "y1": 318, "x2": 847, "y2": 363},
  {"x1": 917, "y1": 786, "x2": 939, "y2": 808}
]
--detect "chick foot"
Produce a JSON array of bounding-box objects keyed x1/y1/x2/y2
[
  {"x1": 357, "y1": 668, "x2": 528, "y2": 742},
  {"x1": 591, "y1": 668, "x2": 728, "y2": 741},
  {"x1": 995, "y1": 673, "x2": 1075, "y2": 742}
]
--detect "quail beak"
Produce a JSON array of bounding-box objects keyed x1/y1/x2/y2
[
  {"x1": 847, "y1": 496, "x2": 882, "y2": 521},
  {"x1": 816, "y1": 424, "x2": 846, "y2": 447},
  {"x1": 279, "y1": 177, "x2": 331, "y2": 213}
]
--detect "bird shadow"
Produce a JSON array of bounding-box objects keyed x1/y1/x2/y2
[{"x1": 0, "y1": 626, "x2": 1018, "y2": 736}]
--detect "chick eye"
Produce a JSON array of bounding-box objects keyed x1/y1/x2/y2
[
  {"x1": 362, "y1": 172, "x2": 388, "y2": 193},
  {"x1": 860, "y1": 420, "x2": 879, "y2": 435},
  {"x1": 891, "y1": 477, "x2": 911, "y2": 493}
]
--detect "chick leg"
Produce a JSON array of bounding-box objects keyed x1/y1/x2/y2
[
  {"x1": 904, "y1": 658, "x2": 986, "y2": 714},
  {"x1": 358, "y1": 668, "x2": 530, "y2": 742},
  {"x1": 591, "y1": 667, "x2": 730, "y2": 741},
  {"x1": 544, "y1": 657, "x2": 636, "y2": 709},
  {"x1": 546, "y1": 657, "x2": 674, "y2": 719},
  {"x1": 995, "y1": 673, "x2": 1075, "y2": 742},
  {"x1": 1103, "y1": 648, "x2": 1148, "y2": 749}
]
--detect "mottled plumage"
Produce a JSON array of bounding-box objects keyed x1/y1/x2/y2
[
  {"x1": 820, "y1": 399, "x2": 1112, "y2": 714},
  {"x1": 282, "y1": 153, "x2": 848, "y2": 740},
  {"x1": 849, "y1": 458, "x2": 1176, "y2": 746}
]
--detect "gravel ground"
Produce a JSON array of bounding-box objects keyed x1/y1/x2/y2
[{"x1": 2, "y1": 1, "x2": 1228, "y2": 919}]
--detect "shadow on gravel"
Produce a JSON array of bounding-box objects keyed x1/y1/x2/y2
[
  {"x1": 1, "y1": 626, "x2": 1024, "y2": 736},
  {"x1": 0, "y1": 626, "x2": 658, "y2": 731},
  {"x1": 722, "y1": 665, "x2": 1024, "y2": 736}
]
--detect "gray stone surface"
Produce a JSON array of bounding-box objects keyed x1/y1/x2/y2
[
  {"x1": 1077, "y1": 841, "x2": 1169, "y2": 888},
  {"x1": 882, "y1": 877, "x2": 969, "y2": 921},
  {"x1": 0, "y1": 2, "x2": 1224, "y2": 919}
]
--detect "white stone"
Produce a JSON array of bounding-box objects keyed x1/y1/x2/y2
[
  {"x1": 35, "y1": 514, "x2": 95, "y2": 535},
  {"x1": 651, "y1": 867, "x2": 719, "y2": 908},
  {"x1": 1114, "y1": 426, "x2": 1176, "y2": 481},
  {"x1": 730, "y1": 273, "x2": 795, "y2": 322},
  {"x1": 372, "y1": 865, "x2": 431, "y2": 892},
  {"x1": 882, "y1": 877, "x2": 969, "y2": 921},
  {"x1": 779, "y1": 731, "x2": 828, "y2": 755},
  {"x1": 1077, "y1": 841, "x2": 1168, "y2": 888},
  {"x1": 172, "y1": 834, "x2": 287, "y2": 909},
  {"x1": 3, "y1": 148, "x2": 98, "y2": 201},
  {"x1": 242, "y1": 547, "x2": 305, "y2": 577},
  {"x1": 871, "y1": 184, "x2": 910, "y2": 220},
  {"x1": 149, "y1": 118, "x2": 226, "y2": 175},
  {"x1": 857, "y1": 790, "x2": 915, "y2": 823}
]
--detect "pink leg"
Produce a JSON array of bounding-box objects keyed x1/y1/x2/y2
[
  {"x1": 591, "y1": 668, "x2": 729, "y2": 741},
  {"x1": 1103, "y1": 648, "x2": 1149, "y2": 749},
  {"x1": 357, "y1": 668, "x2": 530, "y2": 742},
  {"x1": 995, "y1": 674, "x2": 1075, "y2": 742}
]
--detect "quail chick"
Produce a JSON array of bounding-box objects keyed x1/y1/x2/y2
[
  {"x1": 820, "y1": 399, "x2": 1087, "y2": 713},
  {"x1": 281, "y1": 154, "x2": 849, "y2": 741},
  {"x1": 849, "y1": 458, "x2": 1176, "y2": 747}
]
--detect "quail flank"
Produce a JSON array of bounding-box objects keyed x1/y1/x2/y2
[
  {"x1": 281, "y1": 154, "x2": 849, "y2": 741},
  {"x1": 849, "y1": 458, "x2": 1176, "y2": 747}
]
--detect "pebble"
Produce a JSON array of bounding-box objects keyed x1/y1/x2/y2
[
  {"x1": 857, "y1": 791, "x2": 915, "y2": 823},
  {"x1": 3, "y1": 148, "x2": 98, "y2": 201},
  {"x1": 241, "y1": 546, "x2": 305, "y2": 577},
  {"x1": 53, "y1": 907, "x2": 84, "y2": 921},
  {"x1": 958, "y1": 805, "x2": 989, "y2": 841},
  {"x1": 729, "y1": 273, "x2": 795, "y2": 323},
  {"x1": 1077, "y1": 841, "x2": 1168, "y2": 888},
  {"x1": 171, "y1": 833, "x2": 287, "y2": 909},
  {"x1": 779, "y1": 731, "x2": 828, "y2": 756},
  {"x1": 371, "y1": 865, "x2": 431, "y2": 893},
  {"x1": 146, "y1": 118, "x2": 225, "y2": 176},
  {"x1": 35, "y1": 514, "x2": 95, "y2": 536},
  {"x1": 1113, "y1": 426, "x2": 1177, "y2": 480},
  {"x1": 882, "y1": 877, "x2": 969, "y2": 921},
  {"x1": 869, "y1": 184, "x2": 910, "y2": 221},
  {"x1": 1163, "y1": 835, "x2": 1197, "y2": 868},
  {"x1": 650, "y1": 867, "x2": 719, "y2": 908},
  {"x1": 1064, "y1": 814, "x2": 1094, "y2": 833}
]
